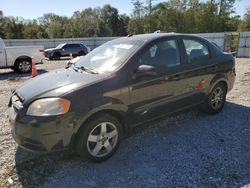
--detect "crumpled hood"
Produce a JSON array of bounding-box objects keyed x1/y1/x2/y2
[{"x1": 16, "y1": 68, "x2": 107, "y2": 104}]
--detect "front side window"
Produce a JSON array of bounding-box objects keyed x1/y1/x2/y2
[
  {"x1": 72, "y1": 44, "x2": 80, "y2": 48},
  {"x1": 183, "y1": 39, "x2": 210, "y2": 63},
  {"x1": 140, "y1": 39, "x2": 180, "y2": 68},
  {"x1": 56, "y1": 43, "x2": 66, "y2": 49},
  {"x1": 63, "y1": 44, "x2": 71, "y2": 49}
]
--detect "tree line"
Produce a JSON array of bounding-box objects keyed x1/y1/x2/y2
[{"x1": 0, "y1": 0, "x2": 250, "y2": 39}]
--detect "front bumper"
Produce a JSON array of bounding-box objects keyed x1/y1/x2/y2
[
  {"x1": 7, "y1": 105, "x2": 75, "y2": 153},
  {"x1": 44, "y1": 51, "x2": 53, "y2": 59}
]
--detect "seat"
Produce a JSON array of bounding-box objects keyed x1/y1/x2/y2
[
  {"x1": 155, "y1": 46, "x2": 178, "y2": 67},
  {"x1": 190, "y1": 49, "x2": 204, "y2": 62}
]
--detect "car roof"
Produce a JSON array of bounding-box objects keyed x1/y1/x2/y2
[{"x1": 114, "y1": 32, "x2": 207, "y2": 44}]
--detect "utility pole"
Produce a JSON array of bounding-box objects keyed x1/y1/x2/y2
[{"x1": 147, "y1": 0, "x2": 157, "y2": 33}]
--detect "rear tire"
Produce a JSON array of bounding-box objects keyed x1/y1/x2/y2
[
  {"x1": 76, "y1": 114, "x2": 123, "y2": 162},
  {"x1": 15, "y1": 59, "x2": 32, "y2": 73},
  {"x1": 201, "y1": 83, "x2": 226, "y2": 114}
]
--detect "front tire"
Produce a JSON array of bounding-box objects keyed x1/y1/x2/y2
[
  {"x1": 76, "y1": 114, "x2": 123, "y2": 162},
  {"x1": 53, "y1": 52, "x2": 61, "y2": 60},
  {"x1": 201, "y1": 83, "x2": 226, "y2": 114}
]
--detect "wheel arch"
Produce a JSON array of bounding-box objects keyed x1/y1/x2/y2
[
  {"x1": 70, "y1": 108, "x2": 128, "y2": 149},
  {"x1": 14, "y1": 56, "x2": 32, "y2": 65},
  {"x1": 208, "y1": 75, "x2": 229, "y2": 94}
]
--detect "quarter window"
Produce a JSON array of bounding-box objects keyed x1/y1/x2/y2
[
  {"x1": 183, "y1": 39, "x2": 210, "y2": 63},
  {"x1": 140, "y1": 39, "x2": 180, "y2": 68}
]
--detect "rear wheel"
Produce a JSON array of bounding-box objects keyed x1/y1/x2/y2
[
  {"x1": 76, "y1": 114, "x2": 123, "y2": 162},
  {"x1": 15, "y1": 59, "x2": 32, "y2": 73},
  {"x1": 201, "y1": 83, "x2": 226, "y2": 114}
]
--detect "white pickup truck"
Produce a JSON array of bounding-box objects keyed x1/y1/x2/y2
[{"x1": 0, "y1": 38, "x2": 44, "y2": 73}]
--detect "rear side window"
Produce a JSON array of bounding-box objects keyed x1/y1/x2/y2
[
  {"x1": 183, "y1": 39, "x2": 210, "y2": 63},
  {"x1": 140, "y1": 39, "x2": 180, "y2": 68}
]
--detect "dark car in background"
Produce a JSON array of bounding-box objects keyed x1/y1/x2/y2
[
  {"x1": 8, "y1": 33, "x2": 235, "y2": 162},
  {"x1": 45, "y1": 43, "x2": 90, "y2": 60}
]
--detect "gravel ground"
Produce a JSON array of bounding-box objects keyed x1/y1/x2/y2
[{"x1": 0, "y1": 58, "x2": 250, "y2": 188}]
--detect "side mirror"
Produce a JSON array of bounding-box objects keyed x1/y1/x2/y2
[{"x1": 134, "y1": 65, "x2": 157, "y2": 78}]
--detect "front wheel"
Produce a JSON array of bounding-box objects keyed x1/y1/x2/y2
[
  {"x1": 53, "y1": 52, "x2": 61, "y2": 60},
  {"x1": 76, "y1": 114, "x2": 123, "y2": 162},
  {"x1": 201, "y1": 83, "x2": 226, "y2": 114}
]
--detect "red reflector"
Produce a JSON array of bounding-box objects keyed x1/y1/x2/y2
[{"x1": 197, "y1": 80, "x2": 205, "y2": 89}]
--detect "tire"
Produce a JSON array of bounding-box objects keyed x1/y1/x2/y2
[
  {"x1": 201, "y1": 83, "x2": 227, "y2": 114},
  {"x1": 15, "y1": 59, "x2": 32, "y2": 73},
  {"x1": 76, "y1": 114, "x2": 123, "y2": 162},
  {"x1": 53, "y1": 52, "x2": 61, "y2": 60}
]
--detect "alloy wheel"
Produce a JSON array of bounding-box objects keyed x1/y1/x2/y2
[
  {"x1": 18, "y1": 61, "x2": 31, "y2": 72},
  {"x1": 87, "y1": 122, "x2": 118, "y2": 158},
  {"x1": 210, "y1": 87, "x2": 224, "y2": 110}
]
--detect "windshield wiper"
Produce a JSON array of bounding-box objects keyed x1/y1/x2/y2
[{"x1": 74, "y1": 65, "x2": 98, "y2": 74}]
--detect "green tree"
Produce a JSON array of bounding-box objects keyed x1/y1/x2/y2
[
  {"x1": 128, "y1": 0, "x2": 145, "y2": 34},
  {"x1": 239, "y1": 10, "x2": 250, "y2": 31}
]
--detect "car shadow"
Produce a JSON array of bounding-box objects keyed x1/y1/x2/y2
[
  {"x1": 0, "y1": 69, "x2": 48, "y2": 81},
  {"x1": 14, "y1": 102, "x2": 250, "y2": 187}
]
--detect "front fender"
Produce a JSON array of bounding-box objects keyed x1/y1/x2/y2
[{"x1": 73, "y1": 93, "x2": 129, "y2": 134}]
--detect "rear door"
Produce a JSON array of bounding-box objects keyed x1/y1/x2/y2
[
  {"x1": 128, "y1": 37, "x2": 190, "y2": 125},
  {"x1": 72, "y1": 44, "x2": 81, "y2": 55},
  {"x1": 178, "y1": 36, "x2": 217, "y2": 106}
]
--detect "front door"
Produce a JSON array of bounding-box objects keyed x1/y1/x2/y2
[{"x1": 128, "y1": 37, "x2": 186, "y2": 125}]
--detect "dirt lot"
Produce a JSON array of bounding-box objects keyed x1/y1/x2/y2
[{"x1": 0, "y1": 58, "x2": 249, "y2": 188}]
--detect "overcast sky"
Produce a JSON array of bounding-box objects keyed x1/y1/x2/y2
[{"x1": 1, "y1": 0, "x2": 249, "y2": 19}]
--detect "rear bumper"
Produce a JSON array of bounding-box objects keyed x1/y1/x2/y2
[{"x1": 228, "y1": 69, "x2": 236, "y2": 92}]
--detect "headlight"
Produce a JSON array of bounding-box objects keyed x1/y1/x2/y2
[{"x1": 27, "y1": 98, "x2": 70, "y2": 116}]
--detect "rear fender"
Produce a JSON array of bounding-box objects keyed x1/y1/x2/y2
[{"x1": 208, "y1": 74, "x2": 229, "y2": 94}]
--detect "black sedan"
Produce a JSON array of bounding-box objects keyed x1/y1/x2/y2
[{"x1": 8, "y1": 33, "x2": 235, "y2": 162}]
